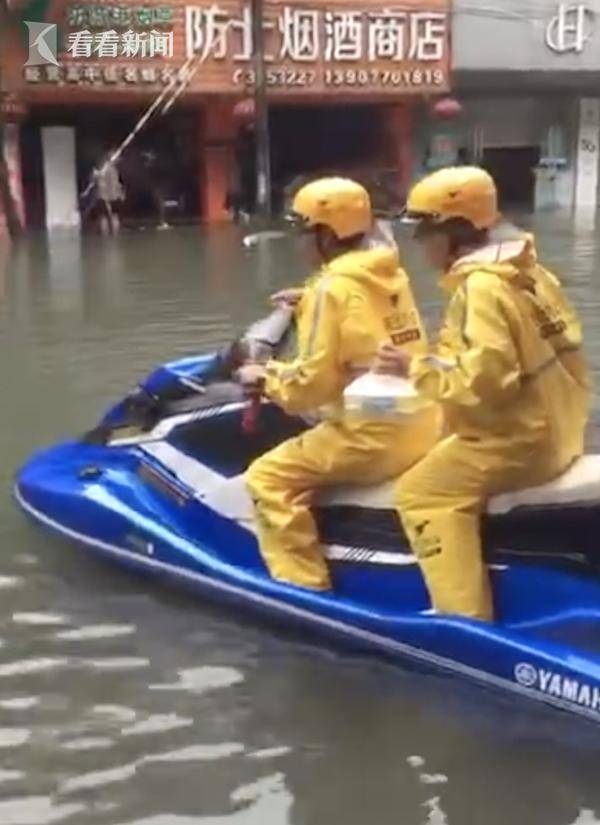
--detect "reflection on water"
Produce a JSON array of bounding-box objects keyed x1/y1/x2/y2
[{"x1": 1, "y1": 219, "x2": 600, "y2": 824}]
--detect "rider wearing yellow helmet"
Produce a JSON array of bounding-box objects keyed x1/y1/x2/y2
[
  {"x1": 377, "y1": 166, "x2": 590, "y2": 621},
  {"x1": 242, "y1": 177, "x2": 439, "y2": 591}
]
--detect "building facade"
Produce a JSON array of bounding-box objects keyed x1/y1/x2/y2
[
  {"x1": 1, "y1": 0, "x2": 451, "y2": 229},
  {"x1": 452, "y1": 0, "x2": 600, "y2": 214}
]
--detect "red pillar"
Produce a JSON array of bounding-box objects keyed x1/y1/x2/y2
[
  {"x1": 199, "y1": 101, "x2": 237, "y2": 224},
  {"x1": 383, "y1": 103, "x2": 414, "y2": 202}
]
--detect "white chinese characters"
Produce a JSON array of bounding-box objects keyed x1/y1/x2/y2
[
  {"x1": 67, "y1": 29, "x2": 174, "y2": 59},
  {"x1": 279, "y1": 8, "x2": 320, "y2": 62},
  {"x1": 184, "y1": 5, "x2": 448, "y2": 63},
  {"x1": 368, "y1": 12, "x2": 406, "y2": 61},
  {"x1": 324, "y1": 11, "x2": 363, "y2": 61},
  {"x1": 409, "y1": 12, "x2": 446, "y2": 61}
]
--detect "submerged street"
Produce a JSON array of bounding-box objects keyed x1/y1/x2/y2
[{"x1": 1, "y1": 217, "x2": 600, "y2": 825}]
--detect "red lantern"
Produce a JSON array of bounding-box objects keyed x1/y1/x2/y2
[
  {"x1": 431, "y1": 97, "x2": 463, "y2": 120},
  {"x1": 233, "y1": 98, "x2": 256, "y2": 125}
]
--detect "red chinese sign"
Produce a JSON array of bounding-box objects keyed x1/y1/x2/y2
[{"x1": 22, "y1": 0, "x2": 450, "y2": 95}]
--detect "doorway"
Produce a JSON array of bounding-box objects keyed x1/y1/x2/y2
[
  {"x1": 75, "y1": 108, "x2": 200, "y2": 229},
  {"x1": 268, "y1": 104, "x2": 392, "y2": 213},
  {"x1": 482, "y1": 146, "x2": 540, "y2": 210},
  {"x1": 19, "y1": 123, "x2": 46, "y2": 230}
]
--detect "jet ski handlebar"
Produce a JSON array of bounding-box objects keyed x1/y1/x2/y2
[{"x1": 81, "y1": 306, "x2": 295, "y2": 445}]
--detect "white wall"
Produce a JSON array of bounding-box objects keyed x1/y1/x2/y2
[
  {"x1": 41, "y1": 126, "x2": 80, "y2": 231},
  {"x1": 575, "y1": 98, "x2": 600, "y2": 211},
  {"x1": 461, "y1": 94, "x2": 575, "y2": 151},
  {"x1": 454, "y1": 0, "x2": 600, "y2": 72}
]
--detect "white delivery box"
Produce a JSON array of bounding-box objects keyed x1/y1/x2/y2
[{"x1": 344, "y1": 373, "x2": 432, "y2": 418}]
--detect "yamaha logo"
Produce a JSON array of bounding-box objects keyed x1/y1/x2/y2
[
  {"x1": 514, "y1": 662, "x2": 538, "y2": 688},
  {"x1": 514, "y1": 662, "x2": 600, "y2": 712}
]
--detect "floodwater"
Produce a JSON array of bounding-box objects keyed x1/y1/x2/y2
[{"x1": 1, "y1": 216, "x2": 600, "y2": 825}]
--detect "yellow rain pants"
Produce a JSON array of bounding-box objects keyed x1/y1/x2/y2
[
  {"x1": 246, "y1": 244, "x2": 439, "y2": 590},
  {"x1": 248, "y1": 415, "x2": 437, "y2": 590},
  {"x1": 397, "y1": 235, "x2": 590, "y2": 620}
]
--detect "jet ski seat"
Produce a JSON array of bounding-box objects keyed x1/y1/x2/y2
[
  {"x1": 189, "y1": 447, "x2": 600, "y2": 516},
  {"x1": 189, "y1": 452, "x2": 600, "y2": 564},
  {"x1": 142, "y1": 399, "x2": 600, "y2": 563},
  {"x1": 318, "y1": 454, "x2": 600, "y2": 514}
]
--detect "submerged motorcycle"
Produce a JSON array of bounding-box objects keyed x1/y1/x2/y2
[{"x1": 15, "y1": 307, "x2": 600, "y2": 722}]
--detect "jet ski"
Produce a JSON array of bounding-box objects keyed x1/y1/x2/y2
[{"x1": 14, "y1": 309, "x2": 600, "y2": 722}]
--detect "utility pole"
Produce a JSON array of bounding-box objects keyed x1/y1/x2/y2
[
  {"x1": 0, "y1": 0, "x2": 22, "y2": 238},
  {"x1": 251, "y1": 0, "x2": 271, "y2": 219}
]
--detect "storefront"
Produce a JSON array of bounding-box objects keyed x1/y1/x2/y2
[
  {"x1": 2, "y1": 0, "x2": 451, "y2": 228},
  {"x1": 452, "y1": 0, "x2": 600, "y2": 214}
]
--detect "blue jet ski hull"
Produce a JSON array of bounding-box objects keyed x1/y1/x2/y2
[{"x1": 14, "y1": 353, "x2": 600, "y2": 722}]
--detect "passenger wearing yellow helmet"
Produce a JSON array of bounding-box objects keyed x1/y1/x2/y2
[
  {"x1": 376, "y1": 166, "x2": 590, "y2": 621},
  {"x1": 241, "y1": 177, "x2": 439, "y2": 590}
]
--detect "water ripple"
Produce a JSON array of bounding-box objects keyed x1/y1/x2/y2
[
  {"x1": 59, "y1": 762, "x2": 137, "y2": 794},
  {"x1": 79, "y1": 657, "x2": 149, "y2": 672},
  {"x1": 0, "y1": 576, "x2": 24, "y2": 591},
  {"x1": 0, "y1": 770, "x2": 25, "y2": 783},
  {"x1": 248, "y1": 746, "x2": 292, "y2": 760},
  {"x1": 570, "y1": 813, "x2": 600, "y2": 825},
  {"x1": 54, "y1": 623, "x2": 136, "y2": 641},
  {"x1": 149, "y1": 666, "x2": 243, "y2": 694},
  {"x1": 0, "y1": 728, "x2": 30, "y2": 747},
  {"x1": 145, "y1": 742, "x2": 244, "y2": 763},
  {"x1": 120, "y1": 713, "x2": 193, "y2": 737},
  {"x1": 0, "y1": 796, "x2": 85, "y2": 825},
  {"x1": 91, "y1": 705, "x2": 137, "y2": 723},
  {"x1": 0, "y1": 697, "x2": 39, "y2": 710},
  {"x1": 0, "y1": 658, "x2": 68, "y2": 678},
  {"x1": 61, "y1": 736, "x2": 115, "y2": 751},
  {"x1": 12, "y1": 612, "x2": 68, "y2": 627}
]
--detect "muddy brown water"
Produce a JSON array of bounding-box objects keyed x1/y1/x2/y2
[{"x1": 1, "y1": 216, "x2": 600, "y2": 825}]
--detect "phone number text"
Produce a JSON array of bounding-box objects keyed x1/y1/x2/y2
[{"x1": 233, "y1": 68, "x2": 446, "y2": 89}]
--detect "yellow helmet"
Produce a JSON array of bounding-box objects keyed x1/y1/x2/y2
[
  {"x1": 291, "y1": 177, "x2": 372, "y2": 240},
  {"x1": 406, "y1": 167, "x2": 499, "y2": 230}
]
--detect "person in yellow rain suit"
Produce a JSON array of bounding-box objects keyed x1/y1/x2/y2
[
  {"x1": 376, "y1": 166, "x2": 590, "y2": 621},
  {"x1": 240, "y1": 177, "x2": 439, "y2": 591}
]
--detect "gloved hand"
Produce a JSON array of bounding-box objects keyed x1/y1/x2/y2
[{"x1": 373, "y1": 343, "x2": 413, "y2": 377}]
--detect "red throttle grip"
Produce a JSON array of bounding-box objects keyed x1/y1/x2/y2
[{"x1": 242, "y1": 395, "x2": 261, "y2": 435}]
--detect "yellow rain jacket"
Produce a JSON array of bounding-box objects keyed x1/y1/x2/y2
[
  {"x1": 247, "y1": 245, "x2": 439, "y2": 590},
  {"x1": 264, "y1": 245, "x2": 427, "y2": 418},
  {"x1": 397, "y1": 235, "x2": 590, "y2": 620}
]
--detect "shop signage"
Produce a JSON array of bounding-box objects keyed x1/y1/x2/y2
[
  {"x1": 67, "y1": 5, "x2": 174, "y2": 28},
  {"x1": 545, "y1": 3, "x2": 593, "y2": 54},
  {"x1": 24, "y1": 63, "x2": 178, "y2": 84},
  {"x1": 22, "y1": 0, "x2": 450, "y2": 94},
  {"x1": 186, "y1": 3, "x2": 449, "y2": 92}
]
